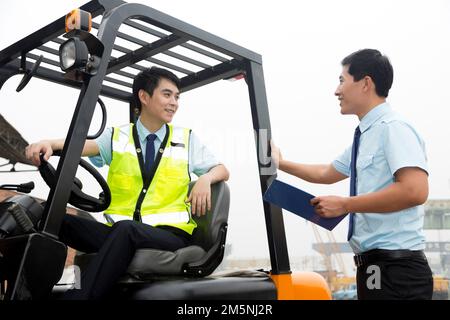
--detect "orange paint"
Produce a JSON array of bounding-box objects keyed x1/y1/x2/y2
[{"x1": 270, "y1": 272, "x2": 332, "y2": 300}]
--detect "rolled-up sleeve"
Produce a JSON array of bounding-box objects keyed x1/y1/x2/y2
[
  {"x1": 89, "y1": 128, "x2": 113, "y2": 167},
  {"x1": 332, "y1": 145, "x2": 352, "y2": 177},
  {"x1": 189, "y1": 131, "x2": 220, "y2": 176},
  {"x1": 382, "y1": 121, "x2": 428, "y2": 176}
]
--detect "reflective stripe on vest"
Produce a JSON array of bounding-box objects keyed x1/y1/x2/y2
[
  {"x1": 104, "y1": 123, "x2": 196, "y2": 234},
  {"x1": 105, "y1": 211, "x2": 189, "y2": 226}
]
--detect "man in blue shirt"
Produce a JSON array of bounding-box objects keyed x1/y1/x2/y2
[
  {"x1": 271, "y1": 49, "x2": 432, "y2": 299},
  {"x1": 26, "y1": 67, "x2": 229, "y2": 299}
]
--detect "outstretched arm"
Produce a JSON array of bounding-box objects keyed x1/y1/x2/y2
[
  {"x1": 271, "y1": 140, "x2": 347, "y2": 184},
  {"x1": 26, "y1": 139, "x2": 100, "y2": 166}
]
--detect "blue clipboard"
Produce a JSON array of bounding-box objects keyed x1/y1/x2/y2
[{"x1": 263, "y1": 179, "x2": 346, "y2": 231}]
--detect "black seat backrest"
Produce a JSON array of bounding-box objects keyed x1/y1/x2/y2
[
  {"x1": 189, "y1": 181, "x2": 230, "y2": 251},
  {"x1": 183, "y1": 181, "x2": 230, "y2": 276}
]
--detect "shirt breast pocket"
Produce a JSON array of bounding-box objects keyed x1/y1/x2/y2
[{"x1": 357, "y1": 154, "x2": 374, "y2": 170}]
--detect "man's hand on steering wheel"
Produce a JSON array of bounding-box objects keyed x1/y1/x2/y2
[
  {"x1": 25, "y1": 142, "x2": 111, "y2": 212},
  {"x1": 25, "y1": 140, "x2": 55, "y2": 166}
]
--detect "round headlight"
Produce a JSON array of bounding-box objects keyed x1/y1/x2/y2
[
  {"x1": 59, "y1": 37, "x2": 89, "y2": 72},
  {"x1": 60, "y1": 39, "x2": 76, "y2": 70}
]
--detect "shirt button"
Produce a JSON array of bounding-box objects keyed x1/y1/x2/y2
[{"x1": 143, "y1": 189, "x2": 147, "y2": 193}]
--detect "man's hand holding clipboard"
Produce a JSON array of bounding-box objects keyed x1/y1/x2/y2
[{"x1": 263, "y1": 179, "x2": 347, "y2": 231}]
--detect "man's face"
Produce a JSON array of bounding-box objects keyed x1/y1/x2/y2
[
  {"x1": 140, "y1": 78, "x2": 180, "y2": 124},
  {"x1": 334, "y1": 65, "x2": 364, "y2": 115}
]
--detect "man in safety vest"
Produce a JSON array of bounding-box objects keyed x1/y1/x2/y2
[{"x1": 26, "y1": 66, "x2": 230, "y2": 299}]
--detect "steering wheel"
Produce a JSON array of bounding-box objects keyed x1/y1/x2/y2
[{"x1": 38, "y1": 152, "x2": 111, "y2": 212}]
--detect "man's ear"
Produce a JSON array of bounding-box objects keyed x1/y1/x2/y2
[
  {"x1": 138, "y1": 89, "x2": 148, "y2": 106},
  {"x1": 362, "y1": 76, "x2": 374, "y2": 93}
]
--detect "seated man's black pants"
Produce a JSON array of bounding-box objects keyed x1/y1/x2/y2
[{"x1": 59, "y1": 214, "x2": 191, "y2": 300}]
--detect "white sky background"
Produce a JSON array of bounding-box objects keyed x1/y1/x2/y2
[{"x1": 1, "y1": 0, "x2": 450, "y2": 265}]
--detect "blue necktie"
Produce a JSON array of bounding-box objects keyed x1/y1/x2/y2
[
  {"x1": 347, "y1": 126, "x2": 361, "y2": 241},
  {"x1": 145, "y1": 134, "x2": 157, "y2": 173}
]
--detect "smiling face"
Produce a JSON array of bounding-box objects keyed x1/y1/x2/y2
[
  {"x1": 334, "y1": 65, "x2": 365, "y2": 116},
  {"x1": 139, "y1": 77, "x2": 180, "y2": 131}
]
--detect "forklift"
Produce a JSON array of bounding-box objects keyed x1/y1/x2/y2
[{"x1": 0, "y1": 0, "x2": 330, "y2": 300}]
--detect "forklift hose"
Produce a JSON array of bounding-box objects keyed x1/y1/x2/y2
[{"x1": 87, "y1": 98, "x2": 107, "y2": 140}]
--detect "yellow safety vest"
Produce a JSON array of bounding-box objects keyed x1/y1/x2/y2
[{"x1": 104, "y1": 123, "x2": 196, "y2": 235}]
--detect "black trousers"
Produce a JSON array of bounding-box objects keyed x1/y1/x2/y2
[
  {"x1": 59, "y1": 214, "x2": 191, "y2": 300},
  {"x1": 356, "y1": 251, "x2": 433, "y2": 300}
]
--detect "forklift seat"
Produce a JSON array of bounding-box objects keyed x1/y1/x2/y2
[{"x1": 74, "y1": 181, "x2": 230, "y2": 279}]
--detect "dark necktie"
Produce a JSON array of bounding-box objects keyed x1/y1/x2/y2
[
  {"x1": 347, "y1": 126, "x2": 361, "y2": 241},
  {"x1": 145, "y1": 134, "x2": 157, "y2": 173}
]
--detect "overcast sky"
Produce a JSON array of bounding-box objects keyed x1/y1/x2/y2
[{"x1": 1, "y1": 0, "x2": 450, "y2": 267}]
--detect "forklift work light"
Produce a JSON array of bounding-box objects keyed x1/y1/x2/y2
[{"x1": 59, "y1": 37, "x2": 89, "y2": 71}]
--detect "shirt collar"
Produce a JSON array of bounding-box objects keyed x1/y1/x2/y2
[
  {"x1": 136, "y1": 117, "x2": 166, "y2": 143},
  {"x1": 359, "y1": 102, "x2": 391, "y2": 133}
]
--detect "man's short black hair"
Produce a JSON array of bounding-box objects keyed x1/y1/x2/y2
[
  {"x1": 132, "y1": 66, "x2": 180, "y2": 110},
  {"x1": 342, "y1": 49, "x2": 393, "y2": 97}
]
